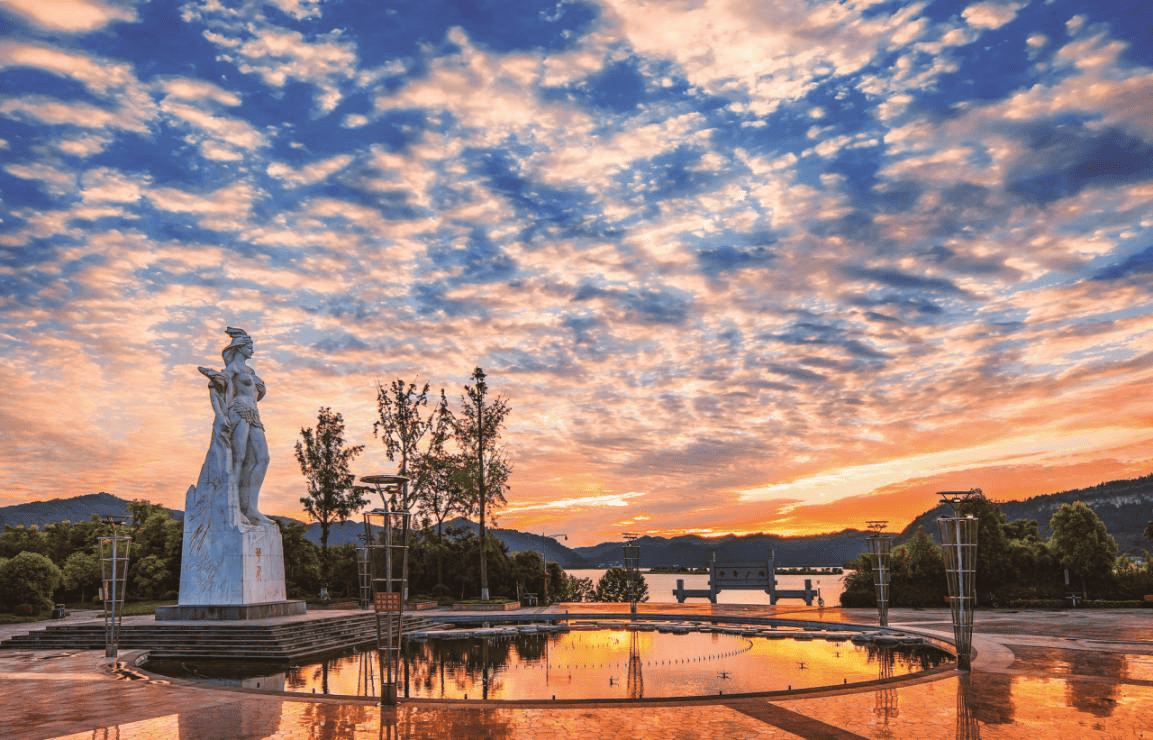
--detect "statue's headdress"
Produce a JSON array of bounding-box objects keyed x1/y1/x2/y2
[{"x1": 222, "y1": 326, "x2": 253, "y2": 362}]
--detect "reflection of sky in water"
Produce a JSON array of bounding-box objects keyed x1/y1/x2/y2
[
  {"x1": 157, "y1": 629, "x2": 949, "y2": 701},
  {"x1": 47, "y1": 672, "x2": 1153, "y2": 740}
]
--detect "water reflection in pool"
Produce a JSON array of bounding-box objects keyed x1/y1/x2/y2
[{"x1": 149, "y1": 626, "x2": 951, "y2": 701}]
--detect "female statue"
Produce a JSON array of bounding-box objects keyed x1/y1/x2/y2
[{"x1": 198, "y1": 327, "x2": 272, "y2": 526}]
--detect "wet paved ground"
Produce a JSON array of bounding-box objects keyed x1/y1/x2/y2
[{"x1": 2, "y1": 605, "x2": 1151, "y2": 738}]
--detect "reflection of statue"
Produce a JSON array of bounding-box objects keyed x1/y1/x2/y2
[{"x1": 197, "y1": 327, "x2": 271, "y2": 525}]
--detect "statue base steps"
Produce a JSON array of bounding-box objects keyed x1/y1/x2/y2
[{"x1": 155, "y1": 600, "x2": 307, "y2": 621}]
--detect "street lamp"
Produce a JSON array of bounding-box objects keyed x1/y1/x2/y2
[
  {"x1": 936, "y1": 489, "x2": 982, "y2": 670},
  {"x1": 622, "y1": 532, "x2": 641, "y2": 619},
  {"x1": 361, "y1": 474, "x2": 410, "y2": 705},
  {"x1": 98, "y1": 515, "x2": 131, "y2": 664},
  {"x1": 538, "y1": 533, "x2": 567, "y2": 605},
  {"x1": 865, "y1": 520, "x2": 892, "y2": 627}
]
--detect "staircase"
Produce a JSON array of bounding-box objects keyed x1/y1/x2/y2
[{"x1": 0, "y1": 613, "x2": 447, "y2": 661}]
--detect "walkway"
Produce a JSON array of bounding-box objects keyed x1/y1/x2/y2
[{"x1": 2, "y1": 606, "x2": 1152, "y2": 739}]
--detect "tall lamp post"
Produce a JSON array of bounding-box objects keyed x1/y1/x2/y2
[
  {"x1": 98, "y1": 515, "x2": 131, "y2": 664},
  {"x1": 538, "y1": 533, "x2": 567, "y2": 605},
  {"x1": 622, "y1": 532, "x2": 641, "y2": 619},
  {"x1": 361, "y1": 474, "x2": 410, "y2": 705},
  {"x1": 937, "y1": 488, "x2": 982, "y2": 671},
  {"x1": 865, "y1": 520, "x2": 892, "y2": 627}
]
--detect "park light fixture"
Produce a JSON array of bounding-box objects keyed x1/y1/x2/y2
[
  {"x1": 622, "y1": 532, "x2": 642, "y2": 619},
  {"x1": 935, "y1": 488, "x2": 983, "y2": 670},
  {"x1": 865, "y1": 520, "x2": 892, "y2": 627},
  {"x1": 360, "y1": 474, "x2": 410, "y2": 706},
  {"x1": 99, "y1": 515, "x2": 131, "y2": 664}
]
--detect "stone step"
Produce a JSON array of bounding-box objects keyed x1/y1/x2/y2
[{"x1": 0, "y1": 613, "x2": 444, "y2": 661}]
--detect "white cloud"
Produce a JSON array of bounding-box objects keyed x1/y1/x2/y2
[
  {"x1": 3, "y1": 162, "x2": 75, "y2": 195},
  {"x1": 599, "y1": 0, "x2": 930, "y2": 115},
  {"x1": 161, "y1": 101, "x2": 267, "y2": 151},
  {"x1": 81, "y1": 167, "x2": 148, "y2": 204},
  {"x1": 504, "y1": 491, "x2": 646, "y2": 513},
  {"x1": 0, "y1": 0, "x2": 137, "y2": 32},
  {"x1": 160, "y1": 77, "x2": 243, "y2": 107},
  {"x1": 145, "y1": 182, "x2": 258, "y2": 222},
  {"x1": 962, "y1": 1, "x2": 1024, "y2": 31},
  {"x1": 0, "y1": 41, "x2": 137, "y2": 95},
  {"x1": 265, "y1": 0, "x2": 323, "y2": 21},
  {"x1": 208, "y1": 26, "x2": 359, "y2": 114},
  {"x1": 266, "y1": 154, "x2": 355, "y2": 187}
]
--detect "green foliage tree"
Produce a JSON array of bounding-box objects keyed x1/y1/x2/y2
[
  {"x1": 373, "y1": 380, "x2": 447, "y2": 503},
  {"x1": 1050, "y1": 501, "x2": 1117, "y2": 598},
  {"x1": 277, "y1": 520, "x2": 322, "y2": 599},
  {"x1": 125, "y1": 500, "x2": 182, "y2": 599},
  {"x1": 547, "y1": 562, "x2": 594, "y2": 603},
  {"x1": 295, "y1": 407, "x2": 367, "y2": 591},
  {"x1": 62, "y1": 551, "x2": 101, "y2": 603},
  {"x1": 131, "y1": 554, "x2": 170, "y2": 599},
  {"x1": 838, "y1": 552, "x2": 876, "y2": 607},
  {"x1": 375, "y1": 381, "x2": 470, "y2": 591},
  {"x1": 509, "y1": 551, "x2": 546, "y2": 601},
  {"x1": 0, "y1": 525, "x2": 48, "y2": 559},
  {"x1": 889, "y1": 526, "x2": 947, "y2": 607},
  {"x1": 325, "y1": 543, "x2": 361, "y2": 598},
  {"x1": 956, "y1": 496, "x2": 1012, "y2": 596},
  {"x1": 594, "y1": 567, "x2": 649, "y2": 603},
  {"x1": 455, "y1": 367, "x2": 511, "y2": 601},
  {"x1": 0, "y1": 551, "x2": 63, "y2": 613}
]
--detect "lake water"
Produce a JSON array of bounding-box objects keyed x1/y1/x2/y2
[
  {"x1": 150, "y1": 626, "x2": 948, "y2": 700},
  {"x1": 566, "y1": 569, "x2": 847, "y2": 606}
]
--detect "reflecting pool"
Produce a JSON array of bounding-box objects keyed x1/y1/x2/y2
[{"x1": 147, "y1": 626, "x2": 951, "y2": 701}]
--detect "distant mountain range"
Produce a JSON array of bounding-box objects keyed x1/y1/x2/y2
[
  {"x1": 2, "y1": 473, "x2": 1151, "y2": 568},
  {"x1": 901, "y1": 473, "x2": 1153, "y2": 555}
]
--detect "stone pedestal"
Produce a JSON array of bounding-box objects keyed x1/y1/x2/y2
[
  {"x1": 178, "y1": 507, "x2": 287, "y2": 605},
  {"x1": 155, "y1": 600, "x2": 306, "y2": 621}
]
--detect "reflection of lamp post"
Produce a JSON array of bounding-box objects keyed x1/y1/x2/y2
[
  {"x1": 361, "y1": 474, "x2": 410, "y2": 706},
  {"x1": 98, "y1": 515, "x2": 131, "y2": 664},
  {"x1": 622, "y1": 532, "x2": 641, "y2": 619},
  {"x1": 937, "y1": 489, "x2": 982, "y2": 671},
  {"x1": 866, "y1": 521, "x2": 892, "y2": 627},
  {"x1": 538, "y1": 533, "x2": 567, "y2": 605}
]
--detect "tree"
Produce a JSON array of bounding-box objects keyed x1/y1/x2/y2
[
  {"x1": 1145, "y1": 519, "x2": 1153, "y2": 545},
  {"x1": 132, "y1": 554, "x2": 170, "y2": 599},
  {"x1": 889, "y1": 526, "x2": 946, "y2": 607},
  {"x1": 0, "y1": 551, "x2": 63, "y2": 613},
  {"x1": 277, "y1": 520, "x2": 322, "y2": 599},
  {"x1": 547, "y1": 562, "x2": 594, "y2": 603},
  {"x1": 295, "y1": 407, "x2": 366, "y2": 591},
  {"x1": 62, "y1": 551, "x2": 101, "y2": 603},
  {"x1": 594, "y1": 567, "x2": 649, "y2": 603},
  {"x1": 373, "y1": 379, "x2": 433, "y2": 493},
  {"x1": 0, "y1": 525, "x2": 48, "y2": 559},
  {"x1": 1049, "y1": 501, "x2": 1117, "y2": 599},
  {"x1": 375, "y1": 381, "x2": 467, "y2": 535},
  {"x1": 956, "y1": 496, "x2": 1011, "y2": 595},
  {"x1": 455, "y1": 367, "x2": 511, "y2": 601},
  {"x1": 125, "y1": 500, "x2": 182, "y2": 599}
]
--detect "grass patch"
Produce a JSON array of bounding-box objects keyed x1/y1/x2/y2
[{"x1": 0, "y1": 612, "x2": 43, "y2": 625}]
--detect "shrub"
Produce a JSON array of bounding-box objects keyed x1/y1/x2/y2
[{"x1": 0, "y1": 551, "x2": 64, "y2": 613}]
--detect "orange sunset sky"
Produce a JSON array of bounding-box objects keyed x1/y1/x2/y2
[{"x1": 1, "y1": 0, "x2": 1152, "y2": 546}]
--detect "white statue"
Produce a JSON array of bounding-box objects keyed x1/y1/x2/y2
[
  {"x1": 198, "y1": 327, "x2": 272, "y2": 525},
  {"x1": 169, "y1": 326, "x2": 291, "y2": 612}
]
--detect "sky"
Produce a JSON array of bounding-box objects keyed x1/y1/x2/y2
[{"x1": 1, "y1": 0, "x2": 1151, "y2": 547}]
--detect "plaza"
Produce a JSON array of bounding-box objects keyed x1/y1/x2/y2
[{"x1": 3, "y1": 604, "x2": 1151, "y2": 739}]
